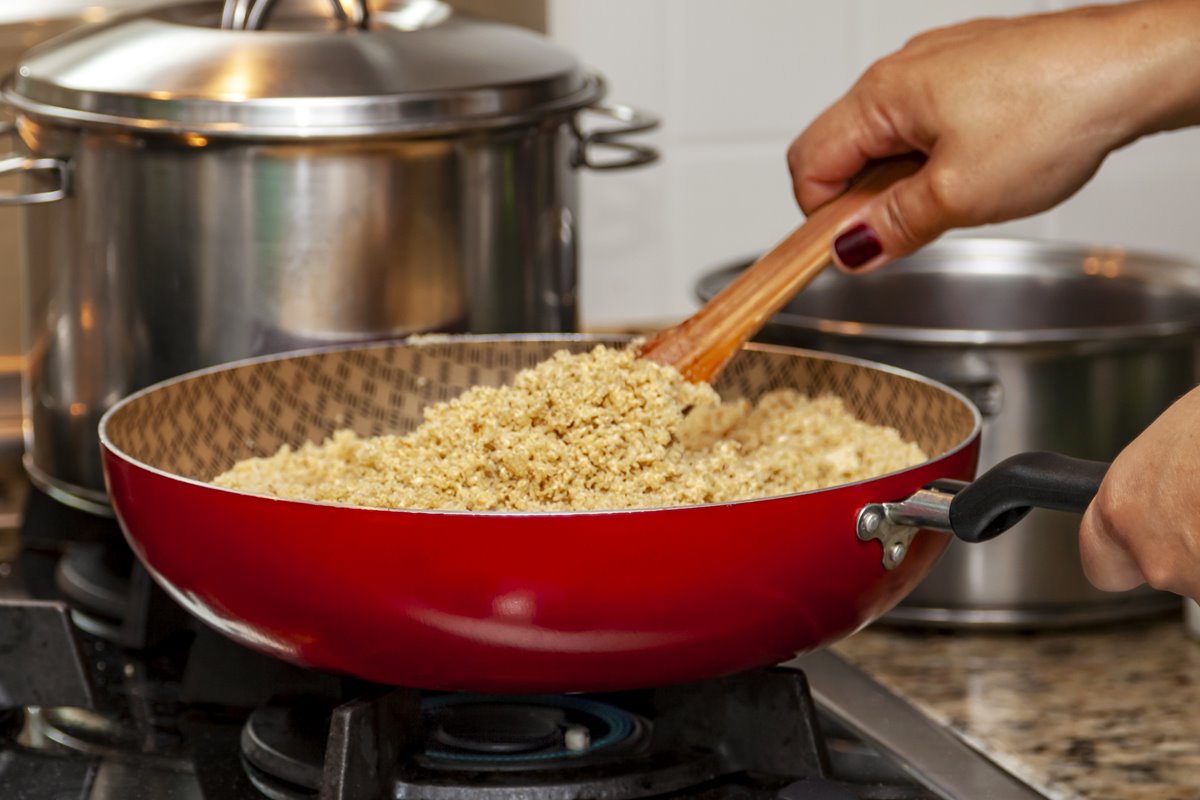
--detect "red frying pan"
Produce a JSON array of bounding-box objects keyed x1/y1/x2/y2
[{"x1": 99, "y1": 335, "x2": 1106, "y2": 692}]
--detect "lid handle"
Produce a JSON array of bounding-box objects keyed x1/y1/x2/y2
[{"x1": 221, "y1": 0, "x2": 370, "y2": 31}]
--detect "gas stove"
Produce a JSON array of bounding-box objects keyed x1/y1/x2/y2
[{"x1": 0, "y1": 484, "x2": 1039, "y2": 800}]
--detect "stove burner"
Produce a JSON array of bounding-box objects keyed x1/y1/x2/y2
[
  {"x1": 239, "y1": 690, "x2": 715, "y2": 800},
  {"x1": 240, "y1": 696, "x2": 332, "y2": 794},
  {"x1": 35, "y1": 706, "x2": 180, "y2": 760},
  {"x1": 423, "y1": 694, "x2": 637, "y2": 764},
  {"x1": 234, "y1": 670, "x2": 897, "y2": 799},
  {"x1": 55, "y1": 541, "x2": 132, "y2": 638},
  {"x1": 432, "y1": 705, "x2": 562, "y2": 755},
  {"x1": 5, "y1": 481, "x2": 943, "y2": 800},
  {"x1": 29, "y1": 632, "x2": 188, "y2": 765},
  {"x1": 49, "y1": 542, "x2": 193, "y2": 651}
]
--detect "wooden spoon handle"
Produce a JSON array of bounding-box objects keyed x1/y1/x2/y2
[{"x1": 639, "y1": 156, "x2": 921, "y2": 383}]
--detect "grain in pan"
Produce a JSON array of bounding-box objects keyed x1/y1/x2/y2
[{"x1": 212, "y1": 345, "x2": 925, "y2": 511}]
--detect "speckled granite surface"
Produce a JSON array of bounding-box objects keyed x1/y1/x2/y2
[{"x1": 833, "y1": 615, "x2": 1200, "y2": 800}]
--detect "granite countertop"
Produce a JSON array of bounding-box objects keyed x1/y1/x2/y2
[{"x1": 833, "y1": 615, "x2": 1200, "y2": 800}]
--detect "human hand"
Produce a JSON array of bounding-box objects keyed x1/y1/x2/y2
[
  {"x1": 1079, "y1": 384, "x2": 1200, "y2": 601},
  {"x1": 787, "y1": 0, "x2": 1200, "y2": 271}
]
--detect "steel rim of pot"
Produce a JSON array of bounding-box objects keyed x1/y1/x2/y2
[
  {"x1": 696, "y1": 238, "x2": 1200, "y2": 347},
  {"x1": 2, "y1": 73, "x2": 610, "y2": 140}
]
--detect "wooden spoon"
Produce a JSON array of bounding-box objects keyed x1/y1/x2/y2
[{"x1": 638, "y1": 156, "x2": 922, "y2": 383}]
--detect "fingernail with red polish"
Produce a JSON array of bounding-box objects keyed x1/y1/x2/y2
[{"x1": 833, "y1": 223, "x2": 882, "y2": 270}]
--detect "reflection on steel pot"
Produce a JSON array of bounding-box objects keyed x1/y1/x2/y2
[
  {"x1": 0, "y1": 2, "x2": 173, "y2": 453},
  {"x1": 696, "y1": 237, "x2": 1200, "y2": 628},
  {"x1": 0, "y1": 0, "x2": 658, "y2": 514}
]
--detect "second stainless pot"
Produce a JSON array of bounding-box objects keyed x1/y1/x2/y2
[
  {"x1": 697, "y1": 237, "x2": 1200, "y2": 628},
  {"x1": 1, "y1": 0, "x2": 657, "y2": 513}
]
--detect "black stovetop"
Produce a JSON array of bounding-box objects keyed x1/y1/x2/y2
[{"x1": 0, "y1": 486, "x2": 936, "y2": 800}]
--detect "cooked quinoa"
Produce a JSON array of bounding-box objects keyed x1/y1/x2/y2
[{"x1": 211, "y1": 345, "x2": 926, "y2": 511}]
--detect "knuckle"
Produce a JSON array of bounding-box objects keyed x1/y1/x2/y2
[
  {"x1": 1087, "y1": 483, "x2": 1136, "y2": 553},
  {"x1": 922, "y1": 165, "x2": 970, "y2": 220},
  {"x1": 1088, "y1": 483, "x2": 1122, "y2": 533},
  {"x1": 903, "y1": 20, "x2": 957, "y2": 48},
  {"x1": 1139, "y1": 556, "x2": 1180, "y2": 594},
  {"x1": 1088, "y1": 480, "x2": 1187, "y2": 593},
  {"x1": 1078, "y1": 477, "x2": 1200, "y2": 595},
  {"x1": 1077, "y1": 505, "x2": 1103, "y2": 556},
  {"x1": 857, "y1": 60, "x2": 896, "y2": 101},
  {"x1": 1142, "y1": 525, "x2": 1200, "y2": 595},
  {"x1": 879, "y1": 190, "x2": 921, "y2": 251},
  {"x1": 903, "y1": 28, "x2": 940, "y2": 50}
]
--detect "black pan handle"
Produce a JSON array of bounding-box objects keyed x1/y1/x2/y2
[{"x1": 946, "y1": 451, "x2": 1109, "y2": 543}]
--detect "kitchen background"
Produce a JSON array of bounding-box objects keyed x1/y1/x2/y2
[
  {"x1": 2, "y1": 6, "x2": 1199, "y2": 798},
  {"x1": 1, "y1": 0, "x2": 1197, "y2": 342},
  {"x1": 0, "y1": 0, "x2": 535, "y2": 359},
  {"x1": 544, "y1": 0, "x2": 1200, "y2": 329}
]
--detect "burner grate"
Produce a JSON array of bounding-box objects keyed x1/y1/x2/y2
[
  {"x1": 233, "y1": 669, "x2": 862, "y2": 800},
  {"x1": 0, "y1": 494, "x2": 940, "y2": 800}
]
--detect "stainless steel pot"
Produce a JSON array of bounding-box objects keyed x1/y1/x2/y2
[
  {"x1": 0, "y1": 0, "x2": 657, "y2": 514},
  {"x1": 697, "y1": 237, "x2": 1200, "y2": 628},
  {"x1": 0, "y1": 2, "x2": 172, "y2": 463}
]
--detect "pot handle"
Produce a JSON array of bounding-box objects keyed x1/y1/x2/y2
[
  {"x1": 0, "y1": 122, "x2": 69, "y2": 206},
  {"x1": 857, "y1": 451, "x2": 1108, "y2": 569},
  {"x1": 222, "y1": 0, "x2": 368, "y2": 30},
  {"x1": 573, "y1": 103, "x2": 660, "y2": 171}
]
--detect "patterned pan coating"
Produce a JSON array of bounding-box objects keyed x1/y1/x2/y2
[{"x1": 102, "y1": 336, "x2": 979, "y2": 485}]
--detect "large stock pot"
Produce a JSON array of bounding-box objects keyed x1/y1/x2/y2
[
  {"x1": 0, "y1": 0, "x2": 656, "y2": 514},
  {"x1": 697, "y1": 238, "x2": 1200, "y2": 628},
  {"x1": 0, "y1": 1, "x2": 172, "y2": 470}
]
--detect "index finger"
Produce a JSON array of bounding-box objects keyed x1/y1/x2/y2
[{"x1": 787, "y1": 90, "x2": 918, "y2": 214}]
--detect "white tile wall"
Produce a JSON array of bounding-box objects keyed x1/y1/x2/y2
[
  {"x1": 853, "y1": 0, "x2": 1041, "y2": 66},
  {"x1": 665, "y1": 1, "x2": 855, "y2": 141},
  {"x1": 550, "y1": 0, "x2": 1200, "y2": 328}
]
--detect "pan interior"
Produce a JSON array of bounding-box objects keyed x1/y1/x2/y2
[{"x1": 103, "y1": 338, "x2": 977, "y2": 488}]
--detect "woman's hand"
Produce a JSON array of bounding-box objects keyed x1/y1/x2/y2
[
  {"x1": 790, "y1": 0, "x2": 1200, "y2": 600},
  {"x1": 787, "y1": 0, "x2": 1200, "y2": 271},
  {"x1": 1080, "y1": 385, "x2": 1200, "y2": 601}
]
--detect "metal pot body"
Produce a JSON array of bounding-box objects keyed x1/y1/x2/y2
[
  {"x1": 12, "y1": 112, "x2": 627, "y2": 513},
  {"x1": 792, "y1": 336, "x2": 1189, "y2": 627},
  {"x1": 697, "y1": 238, "x2": 1200, "y2": 627},
  {"x1": 0, "y1": 3, "x2": 171, "y2": 446}
]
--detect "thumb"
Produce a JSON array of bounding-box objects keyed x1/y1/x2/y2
[{"x1": 830, "y1": 160, "x2": 963, "y2": 273}]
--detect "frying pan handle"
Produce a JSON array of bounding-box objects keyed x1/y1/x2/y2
[
  {"x1": 946, "y1": 451, "x2": 1109, "y2": 543},
  {"x1": 857, "y1": 451, "x2": 1108, "y2": 569}
]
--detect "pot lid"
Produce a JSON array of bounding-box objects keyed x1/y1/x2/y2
[
  {"x1": 0, "y1": 1, "x2": 172, "y2": 27},
  {"x1": 3, "y1": 0, "x2": 604, "y2": 138}
]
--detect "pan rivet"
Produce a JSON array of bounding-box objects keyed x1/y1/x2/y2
[
  {"x1": 889, "y1": 541, "x2": 907, "y2": 563},
  {"x1": 860, "y1": 510, "x2": 882, "y2": 535}
]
